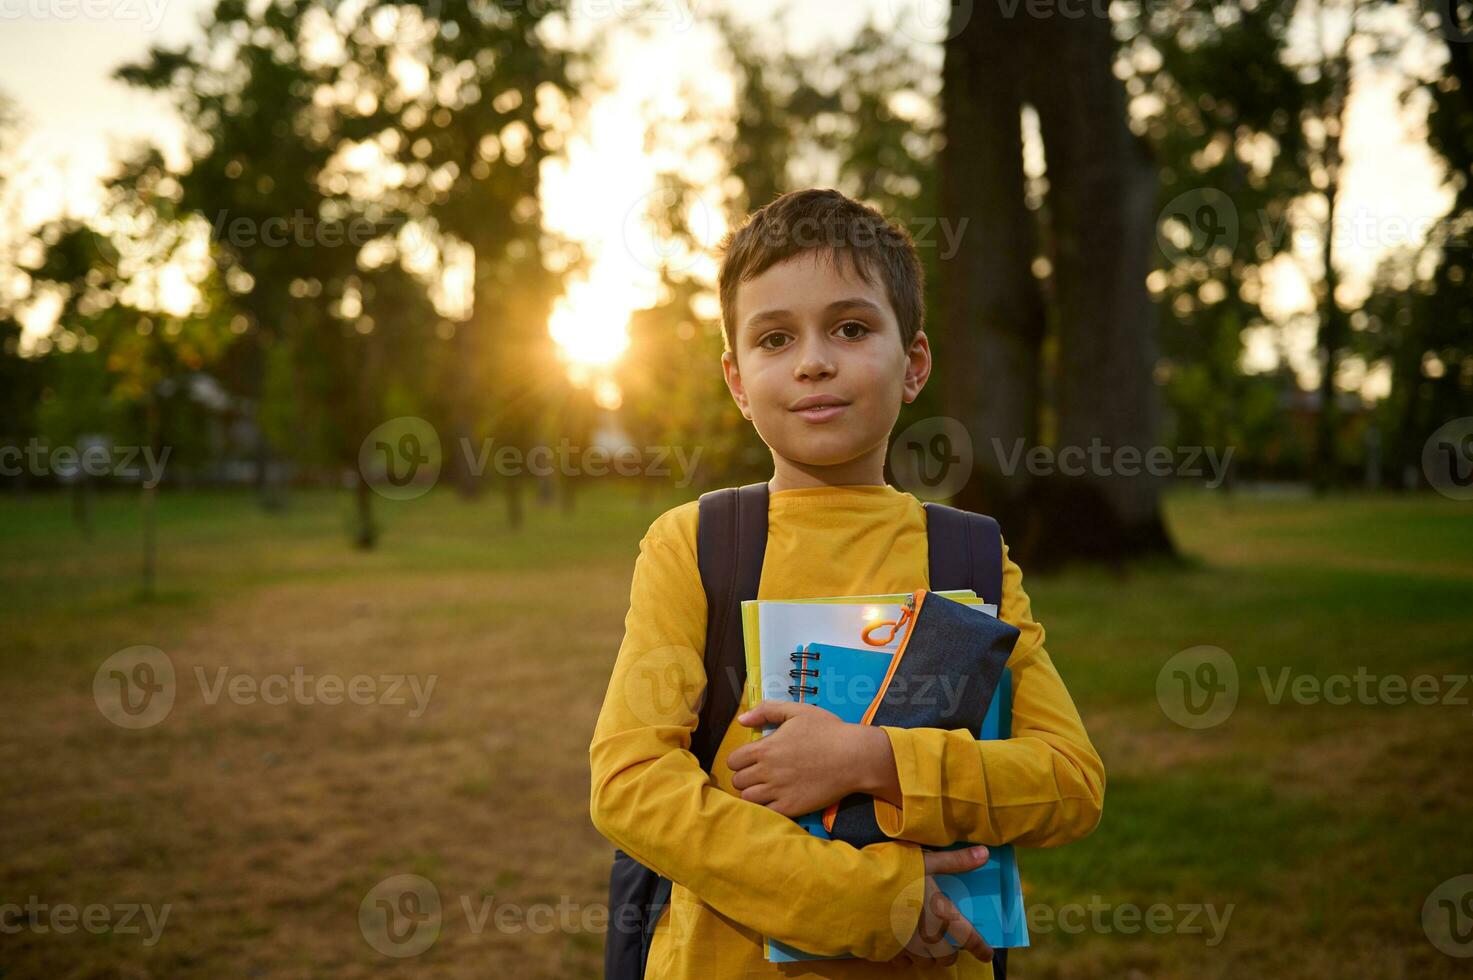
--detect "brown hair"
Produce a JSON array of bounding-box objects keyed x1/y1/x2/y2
[{"x1": 716, "y1": 188, "x2": 925, "y2": 360}]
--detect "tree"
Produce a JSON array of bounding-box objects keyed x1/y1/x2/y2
[
  {"x1": 1362, "y1": 2, "x2": 1473, "y2": 485},
  {"x1": 27, "y1": 153, "x2": 235, "y2": 590},
  {"x1": 941, "y1": 1, "x2": 1170, "y2": 567},
  {"x1": 359, "y1": 2, "x2": 580, "y2": 522},
  {"x1": 1129, "y1": 0, "x2": 1309, "y2": 482},
  {"x1": 115, "y1": 1, "x2": 578, "y2": 542}
]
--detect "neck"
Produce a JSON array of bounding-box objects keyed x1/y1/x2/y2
[{"x1": 767, "y1": 442, "x2": 888, "y2": 493}]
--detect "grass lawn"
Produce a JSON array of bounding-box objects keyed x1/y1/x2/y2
[{"x1": 1, "y1": 483, "x2": 1469, "y2": 978}]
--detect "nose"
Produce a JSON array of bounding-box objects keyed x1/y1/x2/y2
[{"x1": 792, "y1": 333, "x2": 836, "y2": 382}]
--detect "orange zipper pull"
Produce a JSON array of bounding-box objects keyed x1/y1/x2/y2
[{"x1": 861, "y1": 589, "x2": 922, "y2": 646}]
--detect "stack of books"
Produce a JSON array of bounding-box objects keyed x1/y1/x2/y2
[{"x1": 740, "y1": 589, "x2": 1030, "y2": 962}]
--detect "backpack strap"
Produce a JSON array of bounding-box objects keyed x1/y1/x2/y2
[
  {"x1": 922, "y1": 502, "x2": 1003, "y2": 603},
  {"x1": 693, "y1": 481, "x2": 769, "y2": 772},
  {"x1": 629, "y1": 483, "x2": 768, "y2": 976}
]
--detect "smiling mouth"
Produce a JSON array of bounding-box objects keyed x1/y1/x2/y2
[{"x1": 791, "y1": 403, "x2": 848, "y2": 422}]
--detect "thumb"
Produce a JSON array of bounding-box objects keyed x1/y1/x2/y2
[
  {"x1": 736, "y1": 699, "x2": 803, "y2": 728},
  {"x1": 924, "y1": 846, "x2": 990, "y2": 877}
]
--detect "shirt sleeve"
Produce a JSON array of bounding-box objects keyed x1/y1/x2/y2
[
  {"x1": 870, "y1": 536, "x2": 1106, "y2": 848},
  {"x1": 588, "y1": 508, "x2": 926, "y2": 961}
]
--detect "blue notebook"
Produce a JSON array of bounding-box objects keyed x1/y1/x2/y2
[{"x1": 766, "y1": 642, "x2": 1029, "y2": 962}]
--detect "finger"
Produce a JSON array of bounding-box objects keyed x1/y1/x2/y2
[
  {"x1": 915, "y1": 892, "x2": 962, "y2": 964},
  {"x1": 923, "y1": 845, "x2": 989, "y2": 877},
  {"x1": 726, "y1": 743, "x2": 753, "y2": 770},
  {"x1": 917, "y1": 888, "x2": 955, "y2": 946},
  {"x1": 914, "y1": 935, "x2": 958, "y2": 966},
  {"x1": 739, "y1": 783, "x2": 776, "y2": 805},
  {"x1": 735, "y1": 699, "x2": 805, "y2": 728},
  {"x1": 937, "y1": 899, "x2": 992, "y2": 963}
]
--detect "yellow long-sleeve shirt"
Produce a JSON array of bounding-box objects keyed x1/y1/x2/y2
[{"x1": 589, "y1": 483, "x2": 1105, "y2": 978}]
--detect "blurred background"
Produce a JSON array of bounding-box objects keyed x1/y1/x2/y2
[{"x1": 1, "y1": 1, "x2": 1470, "y2": 977}]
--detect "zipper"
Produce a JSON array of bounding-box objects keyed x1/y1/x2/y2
[{"x1": 861, "y1": 588, "x2": 921, "y2": 647}]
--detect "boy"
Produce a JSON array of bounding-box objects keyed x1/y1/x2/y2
[{"x1": 589, "y1": 188, "x2": 1105, "y2": 977}]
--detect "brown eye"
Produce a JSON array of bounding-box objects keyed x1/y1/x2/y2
[
  {"x1": 837, "y1": 321, "x2": 870, "y2": 339},
  {"x1": 758, "y1": 333, "x2": 790, "y2": 351}
]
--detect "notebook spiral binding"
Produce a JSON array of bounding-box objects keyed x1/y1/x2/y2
[{"x1": 787, "y1": 647, "x2": 820, "y2": 702}]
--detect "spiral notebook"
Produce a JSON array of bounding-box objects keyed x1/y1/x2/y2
[
  {"x1": 740, "y1": 591, "x2": 989, "y2": 714},
  {"x1": 766, "y1": 649, "x2": 1027, "y2": 962}
]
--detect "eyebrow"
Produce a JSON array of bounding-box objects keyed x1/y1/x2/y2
[{"x1": 744, "y1": 297, "x2": 887, "y2": 336}]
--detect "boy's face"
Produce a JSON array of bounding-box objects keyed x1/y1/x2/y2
[{"x1": 721, "y1": 249, "x2": 930, "y2": 485}]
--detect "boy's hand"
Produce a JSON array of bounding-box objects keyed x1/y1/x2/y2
[
  {"x1": 892, "y1": 847, "x2": 995, "y2": 967},
  {"x1": 729, "y1": 699, "x2": 874, "y2": 817}
]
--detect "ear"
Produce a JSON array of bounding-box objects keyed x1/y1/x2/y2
[
  {"x1": 722, "y1": 350, "x2": 753, "y2": 420},
  {"x1": 902, "y1": 329, "x2": 931, "y2": 404}
]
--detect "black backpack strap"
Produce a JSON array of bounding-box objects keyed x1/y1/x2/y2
[
  {"x1": 625, "y1": 483, "x2": 769, "y2": 979},
  {"x1": 922, "y1": 501, "x2": 1008, "y2": 980},
  {"x1": 692, "y1": 481, "x2": 769, "y2": 771},
  {"x1": 922, "y1": 502, "x2": 1003, "y2": 603}
]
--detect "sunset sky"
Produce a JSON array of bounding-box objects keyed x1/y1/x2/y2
[{"x1": 0, "y1": 0, "x2": 1454, "y2": 402}]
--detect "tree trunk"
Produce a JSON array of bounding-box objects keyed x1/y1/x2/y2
[
  {"x1": 142, "y1": 392, "x2": 160, "y2": 597},
  {"x1": 940, "y1": 0, "x2": 1047, "y2": 549},
  {"x1": 354, "y1": 473, "x2": 377, "y2": 550},
  {"x1": 941, "y1": 2, "x2": 1173, "y2": 567},
  {"x1": 1312, "y1": 14, "x2": 1352, "y2": 495},
  {"x1": 1025, "y1": 4, "x2": 1173, "y2": 564}
]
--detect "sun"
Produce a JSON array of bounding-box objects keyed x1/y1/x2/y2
[{"x1": 548, "y1": 279, "x2": 632, "y2": 371}]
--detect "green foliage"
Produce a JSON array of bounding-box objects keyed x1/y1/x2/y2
[{"x1": 1126, "y1": 1, "x2": 1311, "y2": 473}]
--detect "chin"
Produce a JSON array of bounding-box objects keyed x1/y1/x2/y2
[{"x1": 771, "y1": 434, "x2": 875, "y2": 468}]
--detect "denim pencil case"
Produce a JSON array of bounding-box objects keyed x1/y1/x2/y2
[{"x1": 821, "y1": 588, "x2": 1021, "y2": 848}]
